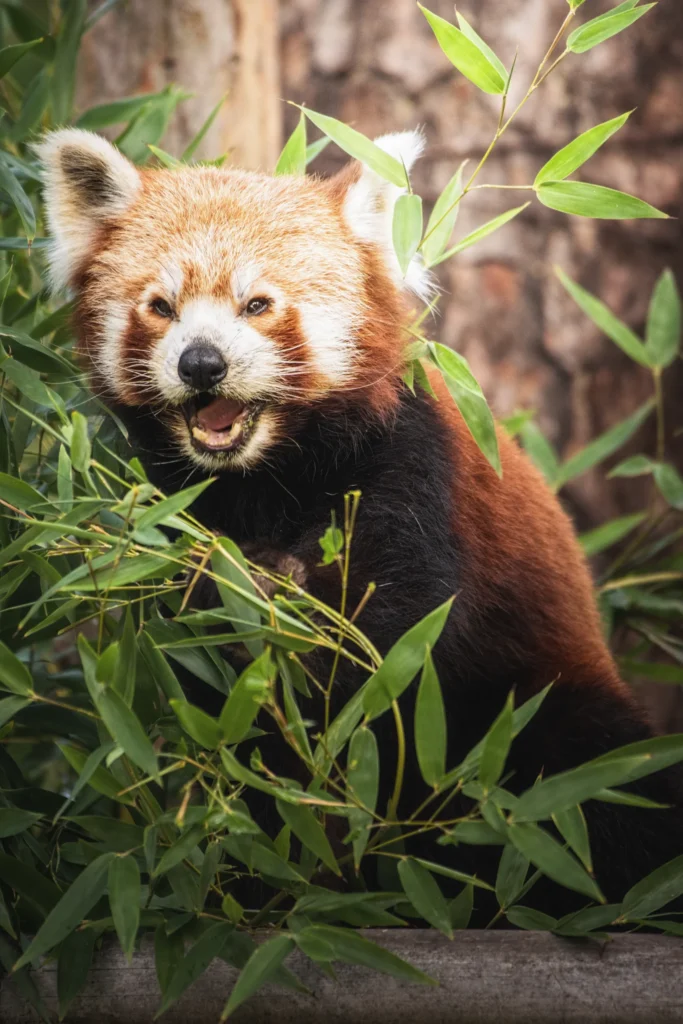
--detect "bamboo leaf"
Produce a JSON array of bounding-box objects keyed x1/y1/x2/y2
[
  {"x1": 556, "y1": 267, "x2": 650, "y2": 366},
  {"x1": 579, "y1": 513, "x2": 647, "y2": 557},
  {"x1": 346, "y1": 725, "x2": 379, "y2": 869},
  {"x1": 392, "y1": 193, "x2": 423, "y2": 276},
  {"x1": 567, "y1": 4, "x2": 654, "y2": 53},
  {"x1": 298, "y1": 107, "x2": 407, "y2": 187},
  {"x1": 430, "y1": 204, "x2": 529, "y2": 267},
  {"x1": 415, "y1": 648, "x2": 447, "y2": 787},
  {"x1": 170, "y1": 699, "x2": 223, "y2": 749},
  {"x1": 220, "y1": 936, "x2": 295, "y2": 1021},
  {"x1": 645, "y1": 269, "x2": 681, "y2": 369},
  {"x1": 0, "y1": 642, "x2": 32, "y2": 695},
  {"x1": 398, "y1": 857, "x2": 453, "y2": 937},
  {"x1": 421, "y1": 161, "x2": 466, "y2": 267},
  {"x1": 479, "y1": 691, "x2": 514, "y2": 791},
  {"x1": 554, "y1": 399, "x2": 654, "y2": 488},
  {"x1": 621, "y1": 854, "x2": 683, "y2": 920},
  {"x1": 538, "y1": 181, "x2": 668, "y2": 220},
  {"x1": 508, "y1": 822, "x2": 604, "y2": 902},
  {"x1": 275, "y1": 112, "x2": 307, "y2": 176},
  {"x1": 13, "y1": 853, "x2": 115, "y2": 970},
  {"x1": 108, "y1": 856, "x2": 140, "y2": 963},
  {"x1": 276, "y1": 800, "x2": 340, "y2": 876},
  {"x1": 294, "y1": 924, "x2": 436, "y2": 985},
  {"x1": 363, "y1": 598, "x2": 453, "y2": 719},
  {"x1": 419, "y1": 5, "x2": 506, "y2": 94},
  {"x1": 0, "y1": 808, "x2": 42, "y2": 838},
  {"x1": 535, "y1": 111, "x2": 632, "y2": 188},
  {"x1": 512, "y1": 755, "x2": 651, "y2": 822},
  {"x1": 0, "y1": 39, "x2": 44, "y2": 80},
  {"x1": 218, "y1": 651, "x2": 274, "y2": 745},
  {"x1": 427, "y1": 342, "x2": 501, "y2": 476}
]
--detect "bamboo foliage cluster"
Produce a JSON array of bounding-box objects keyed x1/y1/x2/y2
[{"x1": 0, "y1": 0, "x2": 682, "y2": 1019}]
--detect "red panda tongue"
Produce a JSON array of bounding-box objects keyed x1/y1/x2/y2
[{"x1": 196, "y1": 397, "x2": 245, "y2": 432}]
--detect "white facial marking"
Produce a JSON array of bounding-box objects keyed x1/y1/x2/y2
[
  {"x1": 160, "y1": 263, "x2": 183, "y2": 299},
  {"x1": 98, "y1": 301, "x2": 129, "y2": 397},
  {"x1": 150, "y1": 297, "x2": 286, "y2": 403},
  {"x1": 299, "y1": 302, "x2": 357, "y2": 385},
  {"x1": 231, "y1": 263, "x2": 264, "y2": 304}
]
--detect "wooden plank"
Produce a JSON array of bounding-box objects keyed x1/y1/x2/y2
[{"x1": 3, "y1": 930, "x2": 683, "y2": 1023}]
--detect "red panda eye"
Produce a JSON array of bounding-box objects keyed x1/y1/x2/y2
[
  {"x1": 245, "y1": 297, "x2": 270, "y2": 316},
  {"x1": 150, "y1": 298, "x2": 174, "y2": 319}
]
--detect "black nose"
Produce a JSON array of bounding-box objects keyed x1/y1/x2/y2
[{"x1": 177, "y1": 344, "x2": 227, "y2": 391}]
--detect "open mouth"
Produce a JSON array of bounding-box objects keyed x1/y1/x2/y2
[{"x1": 181, "y1": 393, "x2": 264, "y2": 454}]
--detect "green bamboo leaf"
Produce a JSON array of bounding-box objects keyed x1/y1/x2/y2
[
  {"x1": 298, "y1": 107, "x2": 407, "y2": 187},
  {"x1": 0, "y1": 472, "x2": 47, "y2": 512},
  {"x1": 363, "y1": 598, "x2": 453, "y2": 719},
  {"x1": 220, "y1": 936, "x2": 295, "y2": 1021},
  {"x1": 60, "y1": 744, "x2": 134, "y2": 805},
  {"x1": 430, "y1": 204, "x2": 529, "y2": 267},
  {"x1": 479, "y1": 691, "x2": 514, "y2": 791},
  {"x1": 535, "y1": 111, "x2": 632, "y2": 187},
  {"x1": 347, "y1": 725, "x2": 379, "y2": 869},
  {"x1": 621, "y1": 854, "x2": 683, "y2": 920},
  {"x1": 653, "y1": 463, "x2": 683, "y2": 510},
  {"x1": 554, "y1": 399, "x2": 654, "y2": 488},
  {"x1": 135, "y1": 478, "x2": 213, "y2": 531},
  {"x1": 419, "y1": 5, "x2": 505, "y2": 94},
  {"x1": 147, "y1": 144, "x2": 181, "y2": 168},
  {"x1": 512, "y1": 755, "x2": 651, "y2": 822},
  {"x1": 218, "y1": 651, "x2": 274, "y2": 745},
  {"x1": 51, "y1": 0, "x2": 87, "y2": 124},
  {"x1": 552, "y1": 804, "x2": 592, "y2": 873},
  {"x1": 57, "y1": 445, "x2": 73, "y2": 513},
  {"x1": 414, "y1": 648, "x2": 447, "y2": 787},
  {"x1": 57, "y1": 929, "x2": 96, "y2": 1023},
  {"x1": 97, "y1": 686, "x2": 158, "y2": 778},
  {"x1": 281, "y1": 673, "x2": 312, "y2": 762},
  {"x1": 567, "y1": 4, "x2": 654, "y2": 53},
  {"x1": 70, "y1": 411, "x2": 91, "y2": 473},
  {"x1": 305, "y1": 136, "x2": 330, "y2": 166},
  {"x1": 518, "y1": 421, "x2": 560, "y2": 485},
  {"x1": 556, "y1": 267, "x2": 650, "y2": 365},
  {"x1": 294, "y1": 924, "x2": 436, "y2": 985},
  {"x1": 139, "y1": 633, "x2": 186, "y2": 702},
  {"x1": 0, "y1": 157, "x2": 36, "y2": 239},
  {"x1": 495, "y1": 844, "x2": 530, "y2": 909},
  {"x1": 454, "y1": 11, "x2": 507, "y2": 81},
  {"x1": 75, "y1": 90, "x2": 169, "y2": 130},
  {"x1": 412, "y1": 857, "x2": 493, "y2": 890},
  {"x1": 398, "y1": 857, "x2": 453, "y2": 937},
  {"x1": 181, "y1": 95, "x2": 228, "y2": 162},
  {"x1": 13, "y1": 853, "x2": 115, "y2": 971},
  {"x1": 0, "y1": 642, "x2": 32, "y2": 695},
  {"x1": 645, "y1": 269, "x2": 681, "y2": 369},
  {"x1": 275, "y1": 111, "x2": 307, "y2": 176},
  {"x1": 538, "y1": 181, "x2": 668, "y2": 220},
  {"x1": 111, "y1": 607, "x2": 137, "y2": 707},
  {"x1": 509, "y1": 822, "x2": 604, "y2": 902},
  {"x1": 276, "y1": 800, "x2": 340, "y2": 876},
  {"x1": 555, "y1": 902, "x2": 621, "y2": 936},
  {"x1": 170, "y1": 699, "x2": 223, "y2": 749},
  {"x1": 392, "y1": 193, "x2": 423, "y2": 276},
  {"x1": 0, "y1": 808, "x2": 42, "y2": 838},
  {"x1": 421, "y1": 161, "x2": 466, "y2": 267},
  {"x1": 211, "y1": 537, "x2": 263, "y2": 659},
  {"x1": 427, "y1": 342, "x2": 501, "y2": 476},
  {"x1": 156, "y1": 923, "x2": 234, "y2": 1017},
  {"x1": 579, "y1": 512, "x2": 647, "y2": 556},
  {"x1": 0, "y1": 39, "x2": 44, "y2": 79},
  {"x1": 506, "y1": 905, "x2": 558, "y2": 931},
  {"x1": 449, "y1": 883, "x2": 474, "y2": 929},
  {"x1": 153, "y1": 825, "x2": 205, "y2": 878},
  {"x1": 0, "y1": 695, "x2": 31, "y2": 730},
  {"x1": 117, "y1": 86, "x2": 190, "y2": 165},
  {"x1": 108, "y1": 856, "x2": 140, "y2": 963}
]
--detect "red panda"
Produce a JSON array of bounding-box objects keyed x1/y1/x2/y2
[{"x1": 38, "y1": 127, "x2": 683, "y2": 917}]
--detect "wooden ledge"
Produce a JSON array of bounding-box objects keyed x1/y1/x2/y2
[{"x1": 2, "y1": 929, "x2": 683, "y2": 1023}]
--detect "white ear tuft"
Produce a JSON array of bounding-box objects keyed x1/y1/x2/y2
[
  {"x1": 35, "y1": 129, "x2": 142, "y2": 292},
  {"x1": 341, "y1": 128, "x2": 434, "y2": 302}
]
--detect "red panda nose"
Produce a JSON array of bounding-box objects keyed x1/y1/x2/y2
[{"x1": 177, "y1": 344, "x2": 227, "y2": 392}]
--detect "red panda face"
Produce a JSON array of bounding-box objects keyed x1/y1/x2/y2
[{"x1": 37, "y1": 129, "x2": 432, "y2": 471}]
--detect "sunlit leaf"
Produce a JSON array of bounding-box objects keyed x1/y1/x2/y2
[
  {"x1": 419, "y1": 5, "x2": 506, "y2": 94},
  {"x1": 538, "y1": 181, "x2": 667, "y2": 220},
  {"x1": 298, "y1": 107, "x2": 407, "y2": 187},
  {"x1": 392, "y1": 193, "x2": 423, "y2": 276},
  {"x1": 567, "y1": 4, "x2": 654, "y2": 53},
  {"x1": 421, "y1": 161, "x2": 466, "y2": 267},
  {"x1": 535, "y1": 112, "x2": 631, "y2": 187},
  {"x1": 430, "y1": 204, "x2": 529, "y2": 267},
  {"x1": 275, "y1": 112, "x2": 307, "y2": 176}
]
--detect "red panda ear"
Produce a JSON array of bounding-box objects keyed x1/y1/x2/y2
[
  {"x1": 334, "y1": 129, "x2": 433, "y2": 302},
  {"x1": 34, "y1": 129, "x2": 142, "y2": 292}
]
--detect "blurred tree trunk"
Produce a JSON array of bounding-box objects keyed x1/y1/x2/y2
[
  {"x1": 76, "y1": 0, "x2": 281, "y2": 169},
  {"x1": 280, "y1": 0, "x2": 683, "y2": 528}
]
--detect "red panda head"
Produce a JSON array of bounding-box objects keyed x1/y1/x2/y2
[{"x1": 37, "y1": 128, "x2": 432, "y2": 471}]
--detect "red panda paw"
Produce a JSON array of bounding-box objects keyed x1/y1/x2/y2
[{"x1": 240, "y1": 543, "x2": 308, "y2": 600}]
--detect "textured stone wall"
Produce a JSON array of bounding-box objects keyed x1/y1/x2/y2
[{"x1": 280, "y1": 0, "x2": 683, "y2": 527}]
